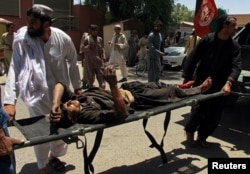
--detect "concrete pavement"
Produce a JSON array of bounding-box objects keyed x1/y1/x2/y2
[{"x1": 0, "y1": 62, "x2": 249, "y2": 174}]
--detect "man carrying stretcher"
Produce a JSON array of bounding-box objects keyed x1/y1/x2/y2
[{"x1": 50, "y1": 65, "x2": 212, "y2": 125}]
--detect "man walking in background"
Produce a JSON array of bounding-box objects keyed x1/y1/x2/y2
[
  {"x1": 0, "y1": 22, "x2": 15, "y2": 75},
  {"x1": 147, "y1": 20, "x2": 165, "y2": 84},
  {"x1": 79, "y1": 32, "x2": 89, "y2": 89},
  {"x1": 108, "y1": 24, "x2": 128, "y2": 83},
  {"x1": 81, "y1": 24, "x2": 106, "y2": 89},
  {"x1": 127, "y1": 30, "x2": 139, "y2": 67},
  {"x1": 184, "y1": 29, "x2": 201, "y2": 59}
]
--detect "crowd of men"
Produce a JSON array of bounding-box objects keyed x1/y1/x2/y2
[{"x1": 0, "y1": 3, "x2": 242, "y2": 174}]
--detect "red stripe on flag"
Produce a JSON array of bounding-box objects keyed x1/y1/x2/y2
[{"x1": 194, "y1": 0, "x2": 218, "y2": 37}]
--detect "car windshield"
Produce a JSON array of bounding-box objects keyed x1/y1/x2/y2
[
  {"x1": 170, "y1": 39, "x2": 187, "y2": 47},
  {"x1": 164, "y1": 46, "x2": 184, "y2": 53}
]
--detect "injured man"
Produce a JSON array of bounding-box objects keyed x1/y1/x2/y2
[{"x1": 50, "y1": 65, "x2": 212, "y2": 126}]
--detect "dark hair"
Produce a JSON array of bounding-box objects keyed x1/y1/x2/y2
[
  {"x1": 153, "y1": 19, "x2": 163, "y2": 27},
  {"x1": 89, "y1": 24, "x2": 98, "y2": 30},
  {"x1": 216, "y1": 14, "x2": 237, "y2": 32},
  {"x1": 27, "y1": 7, "x2": 52, "y2": 25},
  {"x1": 7, "y1": 22, "x2": 15, "y2": 28}
]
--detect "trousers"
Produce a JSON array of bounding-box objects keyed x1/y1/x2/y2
[
  {"x1": 185, "y1": 96, "x2": 224, "y2": 140},
  {"x1": 34, "y1": 140, "x2": 68, "y2": 169},
  {"x1": 0, "y1": 109, "x2": 15, "y2": 174}
]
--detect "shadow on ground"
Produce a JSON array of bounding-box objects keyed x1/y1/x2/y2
[
  {"x1": 18, "y1": 162, "x2": 76, "y2": 174},
  {"x1": 99, "y1": 96, "x2": 250, "y2": 174},
  {"x1": 99, "y1": 142, "x2": 227, "y2": 174},
  {"x1": 177, "y1": 96, "x2": 250, "y2": 155}
]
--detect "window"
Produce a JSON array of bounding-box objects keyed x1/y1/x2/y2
[
  {"x1": 34, "y1": 0, "x2": 71, "y2": 17},
  {"x1": 0, "y1": 0, "x2": 19, "y2": 17},
  {"x1": 33, "y1": 0, "x2": 79, "y2": 31}
]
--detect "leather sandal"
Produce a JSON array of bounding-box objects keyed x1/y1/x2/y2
[
  {"x1": 196, "y1": 137, "x2": 211, "y2": 148},
  {"x1": 48, "y1": 157, "x2": 66, "y2": 172}
]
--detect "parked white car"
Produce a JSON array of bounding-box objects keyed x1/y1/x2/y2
[{"x1": 162, "y1": 46, "x2": 187, "y2": 68}]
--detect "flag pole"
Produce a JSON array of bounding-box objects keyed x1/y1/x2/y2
[{"x1": 195, "y1": 0, "x2": 202, "y2": 14}]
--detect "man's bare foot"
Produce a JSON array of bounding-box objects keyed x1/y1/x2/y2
[
  {"x1": 186, "y1": 131, "x2": 195, "y2": 145},
  {"x1": 200, "y1": 77, "x2": 212, "y2": 93}
]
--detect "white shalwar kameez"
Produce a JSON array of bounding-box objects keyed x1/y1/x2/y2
[
  {"x1": 109, "y1": 33, "x2": 128, "y2": 78},
  {"x1": 4, "y1": 26, "x2": 82, "y2": 169}
]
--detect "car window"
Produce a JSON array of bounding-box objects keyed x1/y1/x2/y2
[
  {"x1": 235, "y1": 23, "x2": 250, "y2": 71},
  {"x1": 164, "y1": 46, "x2": 185, "y2": 53},
  {"x1": 238, "y1": 27, "x2": 250, "y2": 46}
]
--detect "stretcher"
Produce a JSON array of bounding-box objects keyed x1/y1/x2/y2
[{"x1": 13, "y1": 91, "x2": 223, "y2": 174}]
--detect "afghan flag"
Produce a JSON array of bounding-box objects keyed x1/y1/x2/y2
[{"x1": 194, "y1": 0, "x2": 218, "y2": 37}]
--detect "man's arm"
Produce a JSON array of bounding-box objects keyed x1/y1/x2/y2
[
  {"x1": 79, "y1": 33, "x2": 87, "y2": 67},
  {"x1": 100, "y1": 37, "x2": 106, "y2": 61},
  {"x1": 148, "y1": 33, "x2": 165, "y2": 57},
  {"x1": 65, "y1": 37, "x2": 82, "y2": 94},
  {"x1": 229, "y1": 43, "x2": 242, "y2": 83},
  {"x1": 221, "y1": 43, "x2": 242, "y2": 96},
  {"x1": 0, "y1": 33, "x2": 5, "y2": 48},
  {"x1": 104, "y1": 65, "x2": 129, "y2": 119},
  {"x1": 50, "y1": 83, "x2": 65, "y2": 122},
  {"x1": 4, "y1": 65, "x2": 17, "y2": 122}
]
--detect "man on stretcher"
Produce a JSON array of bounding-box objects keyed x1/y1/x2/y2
[{"x1": 50, "y1": 65, "x2": 212, "y2": 125}]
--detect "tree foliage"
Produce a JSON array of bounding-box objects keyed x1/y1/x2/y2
[
  {"x1": 168, "y1": 3, "x2": 194, "y2": 33},
  {"x1": 172, "y1": 3, "x2": 194, "y2": 24},
  {"x1": 84, "y1": 0, "x2": 174, "y2": 33},
  {"x1": 83, "y1": 1, "x2": 195, "y2": 34}
]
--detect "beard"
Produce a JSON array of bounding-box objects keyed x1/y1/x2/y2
[
  {"x1": 154, "y1": 28, "x2": 161, "y2": 33},
  {"x1": 28, "y1": 26, "x2": 44, "y2": 37},
  {"x1": 52, "y1": 105, "x2": 74, "y2": 128}
]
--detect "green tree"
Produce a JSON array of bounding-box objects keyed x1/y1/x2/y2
[
  {"x1": 170, "y1": 3, "x2": 194, "y2": 32},
  {"x1": 83, "y1": 0, "x2": 174, "y2": 33},
  {"x1": 136, "y1": 0, "x2": 174, "y2": 32}
]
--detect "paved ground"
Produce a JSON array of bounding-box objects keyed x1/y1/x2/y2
[{"x1": 1, "y1": 63, "x2": 249, "y2": 174}]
